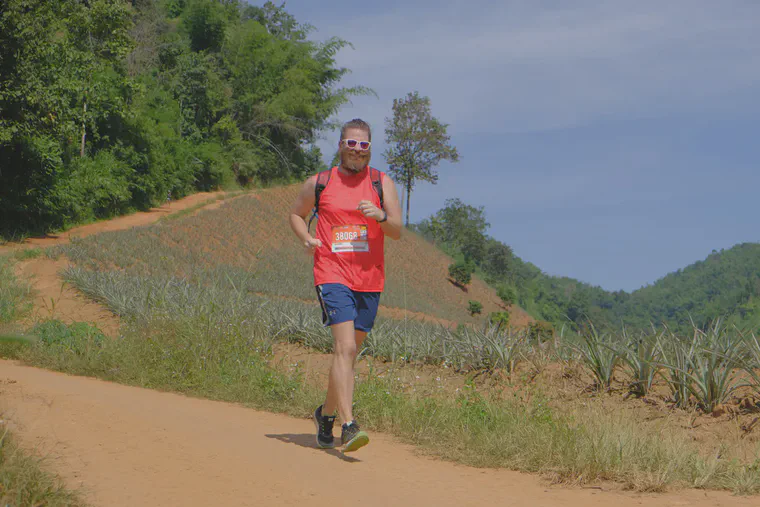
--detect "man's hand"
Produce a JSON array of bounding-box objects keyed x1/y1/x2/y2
[
  {"x1": 358, "y1": 200, "x2": 385, "y2": 222},
  {"x1": 304, "y1": 236, "x2": 323, "y2": 254}
]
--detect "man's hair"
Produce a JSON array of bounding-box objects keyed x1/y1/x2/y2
[{"x1": 340, "y1": 118, "x2": 371, "y2": 142}]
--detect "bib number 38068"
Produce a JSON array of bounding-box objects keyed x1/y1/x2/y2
[{"x1": 332, "y1": 224, "x2": 369, "y2": 253}]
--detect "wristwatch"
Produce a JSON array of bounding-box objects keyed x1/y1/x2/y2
[{"x1": 378, "y1": 210, "x2": 388, "y2": 223}]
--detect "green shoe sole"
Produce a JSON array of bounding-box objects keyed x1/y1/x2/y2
[{"x1": 342, "y1": 431, "x2": 369, "y2": 453}]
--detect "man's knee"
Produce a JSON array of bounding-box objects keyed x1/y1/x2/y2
[{"x1": 335, "y1": 339, "x2": 357, "y2": 359}]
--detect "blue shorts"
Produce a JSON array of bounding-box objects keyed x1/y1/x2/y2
[{"x1": 316, "y1": 283, "x2": 380, "y2": 332}]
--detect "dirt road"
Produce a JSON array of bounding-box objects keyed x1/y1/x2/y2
[{"x1": 0, "y1": 360, "x2": 753, "y2": 507}]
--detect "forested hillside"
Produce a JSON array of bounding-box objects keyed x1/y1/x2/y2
[
  {"x1": 616, "y1": 243, "x2": 760, "y2": 331},
  {"x1": 0, "y1": 0, "x2": 366, "y2": 235},
  {"x1": 415, "y1": 200, "x2": 760, "y2": 334}
]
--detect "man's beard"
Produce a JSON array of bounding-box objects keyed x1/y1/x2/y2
[{"x1": 341, "y1": 150, "x2": 371, "y2": 172}]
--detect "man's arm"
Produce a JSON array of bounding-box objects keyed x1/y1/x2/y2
[
  {"x1": 289, "y1": 175, "x2": 322, "y2": 250},
  {"x1": 379, "y1": 174, "x2": 402, "y2": 240}
]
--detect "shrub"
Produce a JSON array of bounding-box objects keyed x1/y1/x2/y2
[
  {"x1": 32, "y1": 320, "x2": 106, "y2": 356},
  {"x1": 497, "y1": 285, "x2": 516, "y2": 306},
  {"x1": 488, "y1": 311, "x2": 510, "y2": 331},
  {"x1": 468, "y1": 300, "x2": 483, "y2": 316},
  {"x1": 448, "y1": 261, "x2": 473, "y2": 287},
  {"x1": 527, "y1": 320, "x2": 554, "y2": 343},
  {"x1": 574, "y1": 323, "x2": 619, "y2": 390},
  {"x1": 52, "y1": 150, "x2": 132, "y2": 226}
]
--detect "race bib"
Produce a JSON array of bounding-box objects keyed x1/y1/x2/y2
[{"x1": 332, "y1": 224, "x2": 369, "y2": 253}]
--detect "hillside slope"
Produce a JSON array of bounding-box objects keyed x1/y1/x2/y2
[{"x1": 68, "y1": 185, "x2": 532, "y2": 326}]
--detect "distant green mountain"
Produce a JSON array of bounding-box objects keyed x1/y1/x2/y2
[
  {"x1": 613, "y1": 243, "x2": 760, "y2": 332},
  {"x1": 415, "y1": 199, "x2": 760, "y2": 334},
  {"x1": 525, "y1": 242, "x2": 760, "y2": 334}
]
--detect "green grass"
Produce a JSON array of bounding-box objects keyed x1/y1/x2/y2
[
  {"x1": 0, "y1": 232, "x2": 30, "y2": 246},
  {"x1": 0, "y1": 334, "x2": 37, "y2": 359},
  {"x1": 0, "y1": 257, "x2": 85, "y2": 506},
  {"x1": 0, "y1": 430, "x2": 86, "y2": 506},
  {"x1": 0, "y1": 257, "x2": 32, "y2": 325},
  {"x1": 12, "y1": 249, "x2": 44, "y2": 261},
  {"x1": 5, "y1": 314, "x2": 759, "y2": 494}
]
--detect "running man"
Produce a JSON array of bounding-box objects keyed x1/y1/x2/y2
[{"x1": 289, "y1": 118, "x2": 402, "y2": 452}]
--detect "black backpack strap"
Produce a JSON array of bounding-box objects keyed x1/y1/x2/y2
[
  {"x1": 314, "y1": 169, "x2": 332, "y2": 213},
  {"x1": 308, "y1": 168, "x2": 332, "y2": 233},
  {"x1": 370, "y1": 167, "x2": 384, "y2": 210}
]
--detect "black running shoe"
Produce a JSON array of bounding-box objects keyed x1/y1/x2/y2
[
  {"x1": 341, "y1": 421, "x2": 369, "y2": 452},
  {"x1": 313, "y1": 405, "x2": 336, "y2": 449}
]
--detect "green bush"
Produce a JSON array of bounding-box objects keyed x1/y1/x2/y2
[
  {"x1": 468, "y1": 300, "x2": 483, "y2": 316},
  {"x1": 187, "y1": 141, "x2": 232, "y2": 191},
  {"x1": 32, "y1": 320, "x2": 106, "y2": 356},
  {"x1": 165, "y1": 0, "x2": 187, "y2": 18},
  {"x1": 0, "y1": 334, "x2": 35, "y2": 359},
  {"x1": 488, "y1": 311, "x2": 510, "y2": 331},
  {"x1": 448, "y1": 261, "x2": 473, "y2": 287},
  {"x1": 497, "y1": 284, "x2": 516, "y2": 306},
  {"x1": 52, "y1": 150, "x2": 132, "y2": 226}
]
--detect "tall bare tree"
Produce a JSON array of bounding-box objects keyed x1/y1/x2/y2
[{"x1": 383, "y1": 91, "x2": 459, "y2": 226}]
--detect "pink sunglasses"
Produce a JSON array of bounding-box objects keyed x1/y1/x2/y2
[{"x1": 341, "y1": 139, "x2": 371, "y2": 151}]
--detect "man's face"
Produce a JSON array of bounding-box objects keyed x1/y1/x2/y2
[{"x1": 339, "y1": 127, "x2": 371, "y2": 172}]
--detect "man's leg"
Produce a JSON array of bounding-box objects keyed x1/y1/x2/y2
[
  {"x1": 325, "y1": 290, "x2": 376, "y2": 421},
  {"x1": 317, "y1": 287, "x2": 375, "y2": 451},
  {"x1": 355, "y1": 329, "x2": 368, "y2": 354},
  {"x1": 323, "y1": 321, "x2": 362, "y2": 423}
]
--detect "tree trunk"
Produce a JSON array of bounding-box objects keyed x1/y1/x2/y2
[
  {"x1": 399, "y1": 186, "x2": 405, "y2": 223},
  {"x1": 80, "y1": 100, "x2": 87, "y2": 157},
  {"x1": 406, "y1": 171, "x2": 412, "y2": 227}
]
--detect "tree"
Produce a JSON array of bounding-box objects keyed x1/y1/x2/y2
[
  {"x1": 0, "y1": 0, "x2": 134, "y2": 232},
  {"x1": 448, "y1": 261, "x2": 473, "y2": 288},
  {"x1": 485, "y1": 239, "x2": 514, "y2": 280},
  {"x1": 413, "y1": 215, "x2": 445, "y2": 245},
  {"x1": 184, "y1": 0, "x2": 230, "y2": 53},
  {"x1": 0, "y1": 0, "x2": 369, "y2": 236},
  {"x1": 421, "y1": 199, "x2": 489, "y2": 263},
  {"x1": 497, "y1": 285, "x2": 517, "y2": 306},
  {"x1": 384, "y1": 91, "x2": 459, "y2": 226},
  {"x1": 566, "y1": 290, "x2": 592, "y2": 326},
  {"x1": 223, "y1": 7, "x2": 373, "y2": 181},
  {"x1": 243, "y1": 1, "x2": 312, "y2": 41}
]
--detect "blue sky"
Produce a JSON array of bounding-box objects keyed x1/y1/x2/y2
[{"x1": 278, "y1": 0, "x2": 760, "y2": 292}]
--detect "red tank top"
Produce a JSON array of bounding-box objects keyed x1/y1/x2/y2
[{"x1": 313, "y1": 166, "x2": 386, "y2": 292}]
